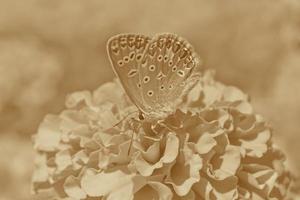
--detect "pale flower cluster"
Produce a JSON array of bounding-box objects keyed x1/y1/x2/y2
[{"x1": 32, "y1": 71, "x2": 292, "y2": 200}]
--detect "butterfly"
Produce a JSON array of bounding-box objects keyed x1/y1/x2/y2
[{"x1": 107, "y1": 33, "x2": 203, "y2": 122}]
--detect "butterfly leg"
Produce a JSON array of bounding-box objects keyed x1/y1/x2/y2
[
  {"x1": 127, "y1": 117, "x2": 143, "y2": 155},
  {"x1": 155, "y1": 119, "x2": 177, "y2": 133}
]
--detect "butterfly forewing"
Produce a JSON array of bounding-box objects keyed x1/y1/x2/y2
[{"x1": 107, "y1": 34, "x2": 151, "y2": 113}]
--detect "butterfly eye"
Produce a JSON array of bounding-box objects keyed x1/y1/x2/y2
[
  {"x1": 141, "y1": 58, "x2": 148, "y2": 67},
  {"x1": 141, "y1": 39, "x2": 149, "y2": 49},
  {"x1": 112, "y1": 47, "x2": 119, "y2": 55},
  {"x1": 110, "y1": 41, "x2": 120, "y2": 54},
  {"x1": 157, "y1": 38, "x2": 165, "y2": 49},
  {"x1": 118, "y1": 60, "x2": 124, "y2": 67},
  {"x1": 135, "y1": 37, "x2": 143, "y2": 49},
  {"x1": 129, "y1": 52, "x2": 135, "y2": 60},
  {"x1": 127, "y1": 69, "x2": 138, "y2": 77},
  {"x1": 143, "y1": 76, "x2": 150, "y2": 83},
  {"x1": 136, "y1": 53, "x2": 143, "y2": 61},
  {"x1": 164, "y1": 55, "x2": 168, "y2": 62},
  {"x1": 179, "y1": 48, "x2": 188, "y2": 59},
  {"x1": 149, "y1": 65, "x2": 156, "y2": 71},
  {"x1": 157, "y1": 55, "x2": 163, "y2": 62},
  {"x1": 123, "y1": 56, "x2": 130, "y2": 63},
  {"x1": 172, "y1": 66, "x2": 177, "y2": 72},
  {"x1": 172, "y1": 41, "x2": 181, "y2": 53},
  {"x1": 177, "y1": 70, "x2": 185, "y2": 77},
  {"x1": 119, "y1": 37, "x2": 127, "y2": 48},
  {"x1": 147, "y1": 90, "x2": 154, "y2": 96},
  {"x1": 136, "y1": 36, "x2": 148, "y2": 49},
  {"x1": 165, "y1": 38, "x2": 173, "y2": 49},
  {"x1": 111, "y1": 40, "x2": 118, "y2": 48},
  {"x1": 127, "y1": 35, "x2": 135, "y2": 47}
]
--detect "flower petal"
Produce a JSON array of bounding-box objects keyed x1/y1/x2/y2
[
  {"x1": 238, "y1": 164, "x2": 278, "y2": 197},
  {"x1": 65, "y1": 91, "x2": 93, "y2": 109},
  {"x1": 194, "y1": 133, "x2": 217, "y2": 154},
  {"x1": 211, "y1": 145, "x2": 241, "y2": 180},
  {"x1": 161, "y1": 133, "x2": 180, "y2": 163},
  {"x1": 64, "y1": 175, "x2": 87, "y2": 199},
  {"x1": 133, "y1": 133, "x2": 179, "y2": 176},
  {"x1": 148, "y1": 181, "x2": 173, "y2": 200},
  {"x1": 166, "y1": 147, "x2": 203, "y2": 196},
  {"x1": 240, "y1": 128, "x2": 271, "y2": 158},
  {"x1": 34, "y1": 115, "x2": 62, "y2": 152},
  {"x1": 81, "y1": 169, "x2": 144, "y2": 198},
  {"x1": 222, "y1": 86, "x2": 248, "y2": 102}
]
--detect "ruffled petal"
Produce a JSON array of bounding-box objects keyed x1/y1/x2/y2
[
  {"x1": 34, "y1": 115, "x2": 62, "y2": 152},
  {"x1": 135, "y1": 181, "x2": 173, "y2": 200},
  {"x1": 32, "y1": 76, "x2": 293, "y2": 199},
  {"x1": 133, "y1": 133, "x2": 179, "y2": 176},
  {"x1": 238, "y1": 164, "x2": 278, "y2": 198},
  {"x1": 166, "y1": 144, "x2": 203, "y2": 196},
  {"x1": 211, "y1": 145, "x2": 241, "y2": 180},
  {"x1": 65, "y1": 91, "x2": 93, "y2": 109},
  {"x1": 81, "y1": 169, "x2": 145, "y2": 198},
  {"x1": 64, "y1": 175, "x2": 87, "y2": 199},
  {"x1": 194, "y1": 133, "x2": 217, "y2": 154}
]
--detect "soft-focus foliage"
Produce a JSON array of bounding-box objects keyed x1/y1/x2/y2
[
  {"x1": 32, "y1": 71, "x2": 293, "y2": 199},
  {"x1": 0, "y1": 134, "x2": 33, "y2": 199},
  {"x1": 0, "y1": 36, "x2": 63, "y2": 133},
  {"x1": 0, "y1": 0, "x2": 297, "y2": 134}
]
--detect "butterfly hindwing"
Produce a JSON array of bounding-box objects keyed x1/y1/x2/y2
[
  {"x1": 139, "y1": 33, "x2": 203, "y2": 116},
  {"x1": 164, "y1": 34, "x2": 202, "y2": 102},
  {"x1": 139, "y1": 34, "x2": 176, "y2": 108},
  {"x1": 107, "y1": 34, "x2": 151, "y2": 112}
]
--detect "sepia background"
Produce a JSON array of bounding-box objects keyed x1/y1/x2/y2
[{"x1": 0, "y1": 0, "x2": 299, "y2": 199}]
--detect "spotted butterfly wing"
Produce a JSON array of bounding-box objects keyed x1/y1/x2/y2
[
  {"x1": 107, "y1": 34, "x2": 151, "y2": 114},
  {"x1": 139, "y1": 33, "x2": 202, "y2": 119}
]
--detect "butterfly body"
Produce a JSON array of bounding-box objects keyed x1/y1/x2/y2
[{"x1": 107, "y1": 33, "x2": 202, "y2": 121}]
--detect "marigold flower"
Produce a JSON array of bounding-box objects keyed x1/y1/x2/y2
[{"x1": 32, "y1": 71, "x2": 292, "y2": 200}]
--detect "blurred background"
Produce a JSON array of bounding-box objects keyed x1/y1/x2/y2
[{"x1": 0, "y1": 0, "x2": 299, "y2": 199}]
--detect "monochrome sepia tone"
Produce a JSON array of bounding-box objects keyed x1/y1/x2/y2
[{"x1": 0, "y1": 1, "x2": 300, "y2": 200}]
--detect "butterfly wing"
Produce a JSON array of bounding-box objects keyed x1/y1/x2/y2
[
  {"x1": 139, "y1": 33, "x2": 203, "y2": 118},
  {"x1": 107, "y1": 34, "x2": 151, "y2": 113}
]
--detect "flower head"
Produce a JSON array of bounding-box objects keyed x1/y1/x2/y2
[{"x1": 32, "y1": 70, "x2": 292, "y2": 199}]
